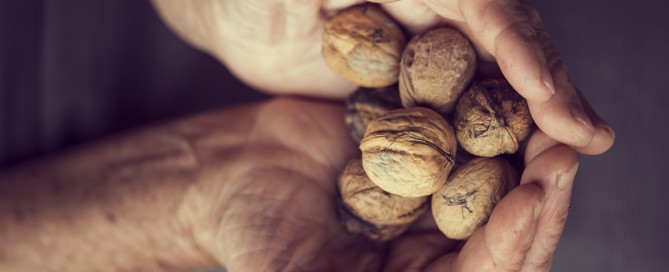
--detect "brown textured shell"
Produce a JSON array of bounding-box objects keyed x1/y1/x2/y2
[
  {"x1": 399, "y1": 27, "x2": 476, "y2": 114},
  {"x1": 454, "y1": 79, "x2": 533, "y2": 157},
  {"x1": 345, "y1": 85, "x2": 403, "y2": 143},
  {"x1": 337, "y1": 158, "x2": 429, "y2": 241},
  {"x1": 322, "y1": 4, "x2": 405, "y2": 87},
  {"x1": 360, "y1": 107, "x2": 457, "y2": 197},
  {"x1": 432, "y1": 157, "x2": 518, "y2": 240}
]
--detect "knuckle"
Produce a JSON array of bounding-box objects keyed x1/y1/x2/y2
[{"x1": 520, "y1": 2, "x2": 542, "y2": 25}]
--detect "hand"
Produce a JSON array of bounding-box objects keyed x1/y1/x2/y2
[
  {"x1": 150, "y1": 0, "x2": 365, "y2": 98},
  {"x1": 182, "y1": 98, "x2": 579, "y2": 271},
  {"x1": 370, "y1": 0, "x2": 615, "y2": 154},
  {"x1": 151, "y1": 0, "x2": 614, "y2": 155}
]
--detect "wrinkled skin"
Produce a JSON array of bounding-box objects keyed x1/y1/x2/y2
[
  {"x1": 186, "y1": 98, "x2": 580, "y2": 271},
  {"x1": 151, "y1": 0, "x2": 614, "y2": 154},
  {"x1": 149, "y1": 0, "x2": 616, "y2": 271}
]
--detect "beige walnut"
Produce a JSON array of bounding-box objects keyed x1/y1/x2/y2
[
  {"x1": 337, "y1": 158, "x2": 429, "y2": 241},
  {"x1": 345, "y1": 85, "x2": 403, "y2": 143},
  {"x1": 455, "y1": 79, "x2": 533, "y2": 157},
  {"x1": 360, "y1": 107, "x2": 457, "y2": 197},
  {"x1": 322, "y1": 4, "x2": 405, "y2": 87},
  {"x1": 399, "y1": 27, "x2": 476, "y2": 114},
  {"x1": 432, "y1": 157, "x2": 518, "y2": 240}
]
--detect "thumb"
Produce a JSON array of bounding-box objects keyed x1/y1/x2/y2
[
  {"x1": 448, "y1": 0, "x2": 556, "y2": 103},
  {"x1": 425, "y1": 183, "x2": 544, "y2": 271}
]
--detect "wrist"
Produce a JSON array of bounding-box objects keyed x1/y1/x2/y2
[{"x1": 173, "y1": 104, "x2": 265, "y2": 267}]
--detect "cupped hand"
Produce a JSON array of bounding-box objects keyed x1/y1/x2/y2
[
  {"x1": 151, "y1": 0, "x2": 365, "y2": 98},
  {"x1": 182, "y1": 98, "x2": 579, "y2": 271},
  {"x1": 151, "y1": 0, "x2": 614, "y2": 155},
  {"x1": 370, "y1": 0, "x2": 614, "y2": 154}
]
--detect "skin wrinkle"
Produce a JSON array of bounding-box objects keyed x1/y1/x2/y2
[
  {"x1": 454, "y1": 231, "x2": 483, "y2": 269},
  {"x1": 462, "y1": 0, "x2": 499, "y2": 42},
  {"x1": 252, "y1": 101, "x2": 348, "y2": 179},
  {"x1": 493, "y1": 21, "x2": 538, "y2": 71},
  {"x1": 233, "y1": 1, "x2": 282, "y2": 44},
  {"x1": 175, "y1": 99, "x2": 386, "y2": 270},
  {"x1": 299, "y1": 110, "x2": 348, "y2": 172},
  {"x1": 220, "y1": 167, "x2": 334, "y2": 271},
  {"x1": 485, "y1": 200, "x2": 537, "y2": 272},
  {"x1": 208, "y1": 1, "x2": 351, "y2": 97},
  {"x1": 154, "y1": 132, "x2": 214, "y2": 269}
]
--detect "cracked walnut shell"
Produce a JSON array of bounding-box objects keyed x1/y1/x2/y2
[
  {"x1": 455, "y1": 79, "x2": 533, "y2": 157},
  {"x1": 399, "y1": 27, "x2": 476, "y2": 114},
  {"x1": 322, "y1": 4, "x2": 405, "y2": 87},
  {"x1": 360, "y1": 107, "x2": 457, "y2": 197},
  {"x1": 337, "y1": 158, "x2": 428, "y2": 241},
  {"x1": 432, "y1": 157, "x2": 518, "y2": 240}
]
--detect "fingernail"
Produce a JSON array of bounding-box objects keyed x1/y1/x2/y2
[
  {"x1": 541, "y1": 69, "x2": 556, "y2": 96},
  {"x1": 557, "y1": 161, "x2": 579, "y2": 190},
  {"x1": 598, "y1": 124, "x2": 616, "y2": 139},
  {"x1": 533, "y1": 201, "x2": 544, "y2": 221}
]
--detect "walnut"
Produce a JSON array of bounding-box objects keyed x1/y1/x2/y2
[
  {"x1": 399, "y1": 27, "x2": 477, "y2": 114},
  {"x1": 337, "y1": 158, "x2": 428, "y2": 241},
  {"x1": 322, "y1": 4, "x2": 406, "y2": 87},
  {"x1": 454, "y1": 79, "x2": 533, "y2": 157},
  {"x1": 345, "y1": 85, "x2": 403, "y2": 143},
  {"x1": 360, "y1": 107, "x2": 457, "y2": 197},
  {"x1": 432, "y1": 157, "x2": 518, "y2": 240}
]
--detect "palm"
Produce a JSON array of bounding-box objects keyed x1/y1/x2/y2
[
  {"x1": 152, "y1": 0, "x2": 360, "y2": 98},
  {"x1": 196, "y1": 98, "x2": 573, "y2": 271},
  {"x1": 210, "y1": 99, "x2": 453, "y2": 271}
]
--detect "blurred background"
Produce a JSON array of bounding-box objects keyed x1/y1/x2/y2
[{"x1": 1, "y1": 0, "x2": 667, "y2": 271}]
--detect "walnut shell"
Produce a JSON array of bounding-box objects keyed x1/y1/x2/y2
[
  {"x1": 345, "y1": 85, "x2": 403, "y2": 143},
  {"x1": 399, "y1": 27, "x2": 476, "y2": 114},
  {"x1": 432, "y1": 157, "x2": 518, "y2": 240},
  {"x1": 322, "y1": 4, "x2": 405, "y2": 87},
  {"x1": 360, "y1": 107, "x2": 457, "y2": 197},
  {"x1": 337, "y1": 158, "x2": 428, "y2": 241},
  {"x1": 454, "y1": 79, "x2": 533, "y2": 157}
]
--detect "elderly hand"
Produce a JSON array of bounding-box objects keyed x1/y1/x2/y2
[
  {"x1": 151, "y1": 0, "x2": 613, "y2": 154},
  {"x1": 182, "y1": 98, "x2": 578, "y2": 271}
]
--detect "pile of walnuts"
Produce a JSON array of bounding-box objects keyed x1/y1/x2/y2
[{"x1": 324, "y1": 5, "x2": 534, "y2": 241}]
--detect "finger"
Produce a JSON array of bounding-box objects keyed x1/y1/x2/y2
[
  {"x1": 524, "y1": 129, "x2": 558, "y2": 165},
  {"x1": 521, "y1": 4, "x2": 600, "y2": 148},
  {"x1": 384, "y1": 231, "x2": 459, "y2": 272},
  {"x1": 323, "y1": 0, "x2": 366, "y2": 12},
  {"x1": 445, "y1": 0, "x2": 556, "y2": 102},
  {"x1": 519, "y1": 142, "x2": 579, "y2": 271},
  {"x1": 282, "y1": 0, "x2": 322, "y2": 37},
  {"x1": 375, "y1": 0, "x2": 445, "y2": 34},
  {"x1": 573, "y1": 90, "x2": 615, "y2": 154},
  {"x1": 383, "y1": 205, "x2": 460, "y2": 272},
  {"x1": 378, "y1": 0, "x2": 498, "y2": 62},
  {"x1": 426, "y1": 183, "x2": 544, "y2": 271}
]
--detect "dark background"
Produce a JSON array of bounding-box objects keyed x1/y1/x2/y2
[{"x1": 1, "y1": 0, "x2": 667, "y2": 271}]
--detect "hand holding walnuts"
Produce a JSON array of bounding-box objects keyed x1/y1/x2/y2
[{"x1": 323, "y1": 5, "x2": 581, "y2": 251}]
